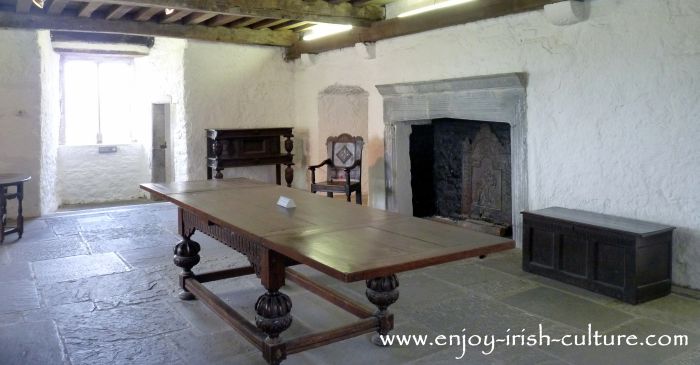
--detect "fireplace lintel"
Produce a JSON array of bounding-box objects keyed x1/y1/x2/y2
[{"x1": 377, "y1": 73, "x2": 528, "y2": 246}]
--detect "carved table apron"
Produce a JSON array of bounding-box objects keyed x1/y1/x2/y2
[{"x1": 140, "y1": 179, "x2": 514, "y2": 365}]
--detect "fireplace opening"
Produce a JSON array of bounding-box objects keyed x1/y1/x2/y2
[{"x1": 409, "y1": 118, "x2": 513, "y2": 237}]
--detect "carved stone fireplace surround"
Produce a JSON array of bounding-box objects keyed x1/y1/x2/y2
[{"x1": 377, "y1": 73, "x2": 528, "y2": 246}]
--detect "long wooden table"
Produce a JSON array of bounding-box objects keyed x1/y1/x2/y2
[{"x1": 140, "y1": 179, "x2": 514, "y2": 364}]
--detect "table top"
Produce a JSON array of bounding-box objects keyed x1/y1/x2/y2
[
  {"x1": 141, "y1": 179, "x2": 514, "y2": 282},
  {"x1": 0, "y1": 174, "x2": 31, "y2": 186},
  {"x1": 522, "y1": 207, "x2": 674, "y2": 237}
]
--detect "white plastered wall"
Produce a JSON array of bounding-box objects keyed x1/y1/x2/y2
[
  {"x1": 0, "y1": 30, "x2": 43, "y2": 217},
  {"x1": 292, "y1": 0, "x2": 700, "y2": 288},
  {"x1": 180, "y1": 42, "x2": 298, "y2": 184}
]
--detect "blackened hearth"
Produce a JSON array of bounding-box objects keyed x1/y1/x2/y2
[{"x1": 409, "y1": 119, "x2": 512, "y2": 236}]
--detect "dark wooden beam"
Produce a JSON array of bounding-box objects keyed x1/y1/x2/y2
[
  {"x1": 79, "y1": 2, "x2": 103, "y2": 17},
  {"x1": 228, "y1": 17, "x2": 261, "y2": 28},
  {"x1": 185, "y1": 12, "x2": 217, "y2": 25},
  {"x1": 105, "y1": 5, "x2": 135, "y2": 20},
  {"x1": 287, "y1": 0, "x2": 560, "y2": 59},
  {"x1": 133, "y1": 6, "x2": 162, "y2": 21},
  {"x1": 0, "y1": 11, "x2": 298, "y2": 46},
  {"x1": 249, "y1": 18, "x2": 288, "y2": 30},
  {"x1": 270, "y1": 20, "x2": 308, "y2": 31},
  {"x1": 208, "y1": 14, "x2": 241, "y2": 26},
  {"x1": 16, "y1": 0, "x2": 33, "y2": 13},
  {"x1": 161, "y1": 10, "x2": 192, "y2": 23},
  {"x1": 48, "y1": 0, "x2": 70, "y2": 15},
  {"x1": 78, "y1": 0, "x2": 384, "y2": 26}
]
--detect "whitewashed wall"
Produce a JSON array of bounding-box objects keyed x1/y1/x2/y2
[
  {"x1": 181, "y1": 42, "x2": 298, "y2": 184},
  {"x1": 38, "y1": 30, "x2": 61, "y2": 214},
  {"x1": 292, "y1": 0, "x2": 700, "y2": 288},
  {"x1": 134, "y1": 38, "x2": 187, "y2": 183},
  {"x1": 57, "y1": 144, "x2": 149, "y2": 204},
  {"x1": 0, "y1": 30, "x2": 43, "y2": 217}
]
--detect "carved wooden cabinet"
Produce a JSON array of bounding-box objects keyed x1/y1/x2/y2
[
  {"x1": 522, "y1": 207, "x2": 674, "y2": 304},
  {"x1": 206, "y1": 128, "x2": 294, "y2": 186}
]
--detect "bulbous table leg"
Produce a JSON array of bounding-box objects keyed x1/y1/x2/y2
[
  {"x1": 366, "y1": 274, "x2": 399, "y2": 346},
  {"x1": 255, "y1": 290, "x2": 292, "y2": 364},
  {"x1": 173, "y1": 236, "x2": 201, "y2": 300}
]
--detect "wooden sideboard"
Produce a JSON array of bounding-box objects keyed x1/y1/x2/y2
[
  {"x1": 206, "y1": 128, "x2": 294, "y2": 187},
  {"x1": 522, "y1": 207, "x2": 674, "y2": 304}
]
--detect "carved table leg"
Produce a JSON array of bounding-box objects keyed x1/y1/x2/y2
[
  {"x1": 256, "y1": 248, "x2": 292, "y2": 365},
  {"x1": 0, "y1": 187, "x2": 6, "y2": 244},
  {"x1": 173, "y1": 236, "x2": 201, "y2": 300},
  {"x1": 16, "y1": 183, "x2": 24, "y2": 238},
  {"x1": 366, "y1": 274, "x2": 399, "y2": 346}
]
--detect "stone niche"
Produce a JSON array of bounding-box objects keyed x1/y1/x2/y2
[{"x1": 377, "y1": 73, "x2": 527, "y2": 245}]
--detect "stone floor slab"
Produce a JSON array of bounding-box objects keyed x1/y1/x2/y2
[
  {"x1": 501, "y1": 286, "x2": 633, "y2": 331},
  {"x1": 0, "y1": 235, "x2": 88, "y2": 264},
  {"x1": 32, "y1": 252, "x2": 130, "y2": 284},
  {"x1": 38, "y1": 269, "x2": 169, "y2": 307},
  {"x1": 0, "y1": 320, "x2": 66, "y2": 365},
  {"x1": 0, "y1": 280, "x2": 40, "y2": 314},
  {"x1": 0, "y1": 260, "x2": 32, "y2": 282}
]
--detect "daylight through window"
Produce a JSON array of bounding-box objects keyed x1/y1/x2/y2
[{"x1": 62, "y1": 57, "x2": 138, "y2": 145}]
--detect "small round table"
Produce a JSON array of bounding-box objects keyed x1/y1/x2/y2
[{"x1": 0, "y1": 174, "x2": 31, "y2": 243}]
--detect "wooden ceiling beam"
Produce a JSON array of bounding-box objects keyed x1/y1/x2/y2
[
  {"x1": 16, "y1": 0, "x2": 32, "y2": 13},
  {"x1": 79, "y1": 2, "x2": 103, "y2": 17},
  {"x1": 208, "y1": 14, "x2": 241, "y2": 26},
  {"x1": 48, "y1": 0, "x2": 70, "y2": 15},
  {"x1": 0, "y1": 11, "x2": 298, "y2": 46},
  {"x1": 287, "y1": 0, "x2": 560, "y2": 59},
  {"x1": 105, "y1": 5, "x2": 135, "y2": 20},
  {"x1": 133, "y1": 6, "x2": 162, "y2": 21},
  {"x1": 161, "y1": 10, "x2": 192, "y2": 23},
  {"x1": 249, "y1": 18, "x2": 289, "y2": 30},
  {"x1": 228, "y1": 17, "x2": 261, "y2": 28},
  {"x1": 77, "y1": 0, "x2": 384, "y2": 26},
  {"x1": 185, "y1": 12, "x2": 217, "y2": 25}
]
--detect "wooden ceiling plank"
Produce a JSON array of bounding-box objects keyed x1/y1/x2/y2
[
  {"x1": 48, "y1": 0, "x2": 70, "y2": 15},
  {"x1": 16, "y1": 0, "x2": 32, "y2": 13},
  {"x1": 249, "y1": 18, "x2": 289, "y2": 30},
  {"x1": 270, "y1": 20, "x2": 307, "y2": 31},
  {"x1": 161, "y1": 10, "x2": 192, "y2": 23},
  {"x1": 208, "y1": 14, "x2": 241, "y2": 26},
  {"x1": 228, "y1": 17, "x2": 262, "y2": 28},
  {"x1": 67, "y1": 0, "x2": 384, "y2": 26},
  {"x1": 185, "y1": 12, "x2": 217, "y2": 25},
  {"x1": 105, "y1": 5, "x2": 135, "y2": 20},
  {"x1": 287, "y1": 0, "x2": 559, "y2": 59},
  {"x1": 79, "y1": 2, "x2": 103, "y2": 18},
  {"x1": 133, "y1": 6, "x2": 162, "y2": 21},
  {"x1": 0, "y1": 11, "x2": 297, "y2": 46}
]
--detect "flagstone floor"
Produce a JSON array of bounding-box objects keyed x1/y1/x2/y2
[{"x1": 1, "y1": 202, "x2": 700, "y2": 365}]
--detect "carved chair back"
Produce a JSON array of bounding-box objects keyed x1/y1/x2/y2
[{"x1": 326, "y1": 134, "x2": 364, "y2": 182}]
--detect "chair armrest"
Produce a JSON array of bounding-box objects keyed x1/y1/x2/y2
[{"x1": 308, "y1": 159, "x2": 332, "y2": 171}]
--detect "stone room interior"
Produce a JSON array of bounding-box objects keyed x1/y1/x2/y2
[{"x1": 1, "y1": 0, "x2": 699, "y2": 364}]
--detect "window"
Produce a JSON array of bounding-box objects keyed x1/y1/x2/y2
[{"x1": 62, "y1": 56, "x2": 138, "y2": 145}]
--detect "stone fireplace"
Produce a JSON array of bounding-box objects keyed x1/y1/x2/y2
[
  {"x1": 409, "y1": 119, "x2": 512, "y2": 236},
  {"x1": 376, "y1": 73, "x2": 527, "y2": 245}
]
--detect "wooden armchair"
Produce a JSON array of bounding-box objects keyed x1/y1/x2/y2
[{"x1": 309, "y1": 134, "x2": 364, "y2": 204}]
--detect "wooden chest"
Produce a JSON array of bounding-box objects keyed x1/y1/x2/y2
[{"x1": 522, "y1": 207, "x2": 674, "y2": 304}]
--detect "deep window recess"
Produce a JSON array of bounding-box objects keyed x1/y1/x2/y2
[{"x1": 61, "y1": 56, "x2": 137, "y2": 145}]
